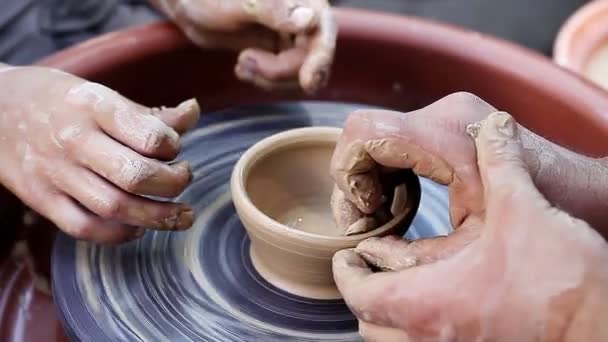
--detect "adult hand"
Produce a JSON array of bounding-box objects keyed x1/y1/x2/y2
[
  {"x1": 333, "y1": 111, "x2": 608, "y2": 341},
  {"x1": 0, "y1": 65, "x2": 200, "y2": 244},
  {"x1": 151, "y1": 0, "x2": 336, "y2": 94},
  {"x1": 330, "y1": 92, "x2": 608, "y2": 237}
]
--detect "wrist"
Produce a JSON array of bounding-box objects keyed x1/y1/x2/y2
[{"x1": 520, "y1": 127, "x2": 608, "y2": 235}]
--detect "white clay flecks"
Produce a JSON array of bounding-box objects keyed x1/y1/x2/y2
[
  {"x1": 117, "y1": 157, "x2": 155, "y2": 189},
  {"x1": 115, "y1": 108, "x2": 179, "y2": 151},
  {"x1": 56, "y1": 124, "x2": 84, "y2": 147},
  {"x1": 242, "y1": 0, "x2": 258, "y2": 15},
  {"x1": 66, "y1": 82, "x2": 121, "y2": 109},
  {"x1": 291, "y1": 7, "x2": 314, "y2": 30}
]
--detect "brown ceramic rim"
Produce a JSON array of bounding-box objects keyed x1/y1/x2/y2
[
  {"x1": 554, "y1": 0, "x2": 608, "y2": 72},
  {"x1": 36, "y1": 8, "x2": 608, "y2": 156},
  {"x1": 231, "y1": 126, "x2": 412, "y2": 242}
]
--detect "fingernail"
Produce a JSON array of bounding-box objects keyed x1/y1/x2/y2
[
  {"x1": 357, "y1": 252, "x2": 382, "y2": 268},
  {"x1": 489, "y1": 111, "x2": 516, "y2": 138},
  {"x1": 291, "y1": 7, "x2": 314, "y2": 30},
  {"x1": 176, "y1": 208, "x2": 194, "y2": 229},
  {"x1": 173, "y1": 160, "x2": 192, "y2": 183},
  {"x1": 172, "y1": 160, "x2": 190, "y2": 172},
  {"x1": 237, "y1": 57, "x2": 257, "y2": 80},
  {"x1": 176, "y1": 98, "x2": 200, "y2": 115},
  {"x1": 134, "y1": 227, "x2": 146, "y2": 238},
  {"x1": 345, "y1": 217, "x2": 377, "y2": 236}
]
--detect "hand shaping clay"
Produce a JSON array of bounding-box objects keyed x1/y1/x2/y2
[
  {"x1": 231, "y1": 127, "x2": 420, "y2": 300},
  {"x1": 332, "y1": 140, "x2": 413, "y2": 236}
]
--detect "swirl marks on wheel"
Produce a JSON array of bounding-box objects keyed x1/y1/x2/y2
[{"x1": 52, "y1": 101, "x2": 450, "y2": 341}]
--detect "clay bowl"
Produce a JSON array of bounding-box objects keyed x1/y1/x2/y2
[
  {"x1": 554, "y1": 0, "x2": 608, "y2": 89},
  {"x1": 230, "y1": 126, "x2": 419, "y2": 299},
  {"x1": 1, "y1": 6, "x2": 607, "y2": 342}
]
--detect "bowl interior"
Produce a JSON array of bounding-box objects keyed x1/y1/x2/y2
[
  {"x1": 246, "y1": 140, "x2": 339, "y2": 236},
  {"x1": 555, "y1": 0, "x2": 608, "y2": 77}
]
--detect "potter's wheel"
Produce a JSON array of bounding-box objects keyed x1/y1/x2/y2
[{"x1": 51, "y1": 101, "x2": 450, "y2": 341}]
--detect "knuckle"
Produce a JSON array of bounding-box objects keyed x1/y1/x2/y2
[
  {"x1": 343, "y1": 110, "x2": 369, "y2": 130},
  {"x1": 96, "y1": 195, "x2": 123, "y2": 219},
  {"x1": 66, "y1": 219, "x2": 96, "y2": 240},
  {"x1": 55, "y1": 126, "x2": 86, "y2": 151},
  {"x1": 118, "y1": 161, "x2": 153, "y2": 193},
  {"x1": 445, "y1": 91, "x2": 496, "y2": 114},
  {"x1": 141, "y1": 132, "x2": 167, "y2": 154},
  {"x1": 446, "y1": 91, "x2": 483, "y2": 106}
]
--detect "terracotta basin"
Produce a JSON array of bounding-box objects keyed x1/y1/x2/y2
[
  {"x1": 554, "y1": 0, "x2": 608, "y2": 88},
  {"x1": 2, "y1": 7, "x2": 608, "y2": 341}
]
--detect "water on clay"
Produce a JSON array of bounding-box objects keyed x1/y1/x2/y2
[
  {"x1": 51, "y1": 101, "x2": 451, "y2": 342},
  {"x1": 278, "y1": 206, "x2": 336, "y2": 236},
  {"x1": 584, "y1": 44, "x2": 608, "y2": 90},
  {"x1": 246, "y1": 143, "x2": 342, "y2": 237}
]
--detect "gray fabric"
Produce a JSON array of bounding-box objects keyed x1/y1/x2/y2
[
  {"x1": 0, "y1": 0, "x2": 161, "y2": 65},
  {"x1": 0, "y1": 0, "x2": 586, "y2": 65}
]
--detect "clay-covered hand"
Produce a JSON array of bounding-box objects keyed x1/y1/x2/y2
[
  {"x1": 330, "y1": 92, "x2": 608, "y2": 237},
  {"x1": 151, "y1": 0, "x2": 336, "y2": 94},
  {"x1": 333, "y1": 112, "x2": 608, "y2": 341},
  {"x1": 0, "y1": 65, "x2": 200, "y2": 244}
]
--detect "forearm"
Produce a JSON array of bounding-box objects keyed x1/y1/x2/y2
[{"x1": 521, "y1": 127, "x2": 608, "y2": 236}]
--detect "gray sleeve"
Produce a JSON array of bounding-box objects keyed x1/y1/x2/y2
[{"x1": 0, "y1": 0, "x2": 161, "y2": 65}]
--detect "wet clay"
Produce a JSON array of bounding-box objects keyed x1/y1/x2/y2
[
  {"x1": 232, "y1": 127, "x2": 419, "y2": 300},
  {"x1": 246, "y1": 142, "x2": 344, "y2": 237},
  {"x1": 332, "y1": 139, "x2": 417, "y2": 236}
]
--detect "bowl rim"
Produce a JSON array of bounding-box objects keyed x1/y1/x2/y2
[
  {"x1": 36, "y1": 7, "x2": 608, "y2": 155},
  {"x1": 230, "y1": 126, "x2": 414, "y2": 242},
  {"x1": 554, "y1": 0, "x2": 608, "y2": 71}
]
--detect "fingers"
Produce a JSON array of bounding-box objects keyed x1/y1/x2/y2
[
  {"x1": 148, "y1": 98, "x2": 201, "y2": 134},
  {"x1": 51, "y1": 163, "x2": 193, "y2": 231},
  {"x1": 71, "y1": 131, "x2": 191, "y2": 198},
  {"x1": 354, "y1": 227, "x2": 480, "y2": 271},
  {"x1": 181, "y1": 24, "x2": 279, "y2": 52},
  {"x1": 243, "y1": 0, "x2": 321, "y2": 33},
  {"x1": 299, "y1": 8, "x2": 337, "y2": 94},
  {"x1": 332, "y1": 140, "x2": 383, "y2": 214},
  {"x1": 35, "y1": 191, "x2": 138, "y2": 244},
  {"x1": 238, "y1": 2, "x2": 336, "y2": 94},
  {"x1": 470, "y1": 112, "x2": 546, "y2": 209},
  {"x1": 358, "y1": 321, "x2": 412, "y2": 342},
  {"x1": 94, "y1": 102, "x2": 181, "y2": 161},
  {"x1": 331, "y1": 92, "x2": 496, "y2": 228},
  {"x1": 333, "y1": 248, "x2": 454, "y2": 334},
  {"x1": 332, "y1": 248, "x2": 376, "y2": 292},
  {"x1": 235, "y1": 43, "x2": 307, "y2": 88},
  {"x1": 67, "y1": 82, "x2": 199, "y2": 160},
  {"x1": 331, "y1": 186, "x2": 370, "y2": 233}
]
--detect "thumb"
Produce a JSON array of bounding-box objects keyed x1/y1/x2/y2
[
  {"x1": 333, "y1": 248, "x2": 462, "y2": 337},
  {"x1": 469, "y1": 111, "x2": 546, "y2": 209}
]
